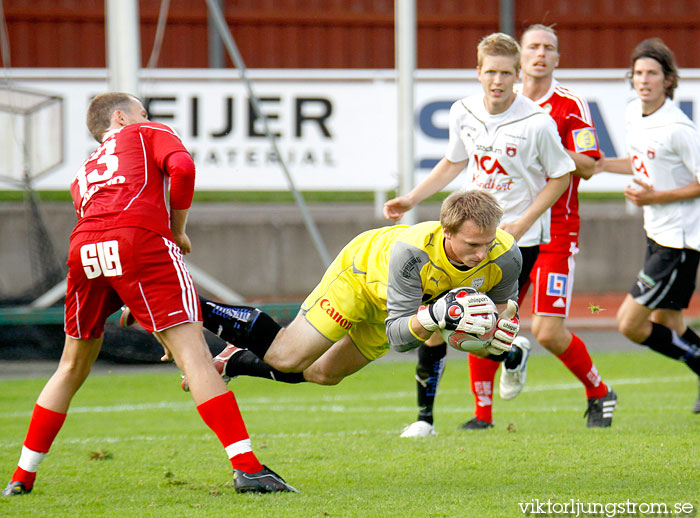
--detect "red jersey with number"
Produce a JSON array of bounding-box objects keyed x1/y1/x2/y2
[
  {"x1": 70, "y1": 122, "x2": 188, "y2": 240},
  {"x1": 529, "y1": 80, "x2": 601, "y2": 235}
]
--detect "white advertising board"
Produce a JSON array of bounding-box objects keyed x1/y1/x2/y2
[{"x1": 3, "y1": 68, "x2": 700, "y2": 192}]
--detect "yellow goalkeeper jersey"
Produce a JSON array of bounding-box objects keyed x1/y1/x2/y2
[{"x1": 301, "y1": 221, "x2": 520, "y2": 359}]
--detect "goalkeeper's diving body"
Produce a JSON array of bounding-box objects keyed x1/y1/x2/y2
[{"x1": 153, "y1": 190, "x2": 524, "y2": 390}]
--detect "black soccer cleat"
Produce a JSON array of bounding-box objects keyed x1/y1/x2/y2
[
  {"x1": 2, "y1": 481, "x2": 31, "y2": 496},
  {"x1": 459, "y1": 417, "x2": 494, "y2": 430},
  {"x1": 693, "y1": 380, "x2": 700, "y2": 414},
  {"x1": 233, "y1": 465, "x2": 298, "y2": 494},
  {"x1": 584, "y1": 389, "x2": 617, "y2": 427}
]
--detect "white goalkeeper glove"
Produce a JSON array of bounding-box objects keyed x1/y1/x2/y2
[
  {"x1": 486, "y1": 299, "x2": 520, "y2": 354},
  {"x1": 416, "y1": 287, "x2": 492, "y2": 334}
]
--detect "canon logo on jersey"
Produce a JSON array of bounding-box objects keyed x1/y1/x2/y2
[{"x1": 320, "y1": 298, "x2": 353, "y2": 330}]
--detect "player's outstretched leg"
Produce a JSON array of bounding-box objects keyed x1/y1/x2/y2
[
  {"x1": 122, "y1": 298, "x2": 282, "y2": 359},
  {"x1": 159, "y1": 323, "x2": 298, "y2": 494},
  {"x1": 181, "y1": 343, "x2": 305, "y2": 391},
  {"x1": 198, "y1": 297, "x2": 281, "y2": 357}
]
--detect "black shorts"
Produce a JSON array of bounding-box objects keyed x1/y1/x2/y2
[
  {"x1": 518, "y1": 245, "x2": 540, "y2": 297},
  {"x1": 629, "y1": 237, "x2": 700, "y2": 310}
]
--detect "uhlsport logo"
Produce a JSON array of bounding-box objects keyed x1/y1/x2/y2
[
  {"x1": 320, "y1": 299, "x2": 353, "y2": 329},
  {"x1": 447, "y1": 305, "x2": 462, "y2": 320}
]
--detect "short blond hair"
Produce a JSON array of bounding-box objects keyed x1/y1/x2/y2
[
  {"x1": 86, "y1": 92, "x2": 140, "y2": 142},
  {"x1": 477, "y1": 32, "x2": 521, "y2": 74},
  {"x1": 440, "y1": 190, "x2": 503, "y2": 235}
]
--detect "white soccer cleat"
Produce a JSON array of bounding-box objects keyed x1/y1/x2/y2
[
  {"x1": 400, "y1": 420, "x2": 436, "y2": 437},
  {"x1": 499, "y1": 336, "x2": 531, "y2": 400}
]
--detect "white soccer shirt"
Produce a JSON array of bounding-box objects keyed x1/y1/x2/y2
[
  {"x1": 446, "y1": 93, "x2": 574, "y2": 247},
  {"x1": 625, "y1": 97, "x2": 700, "y2": 251}
]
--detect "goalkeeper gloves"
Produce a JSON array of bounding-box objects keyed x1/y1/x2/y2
[
  {"x1": 486, "y1": 299, "x2": 520, "y2": 354},
  {"x1": 416, "y1": 287, "x2": 492, "y2": 334}
]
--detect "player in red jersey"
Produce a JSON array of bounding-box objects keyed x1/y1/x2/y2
[
  {"x1": 2, "y1": 93, "x2": 295, "y2": 497},
  {"x1": 476, "y1": 24, "x2": 615, "y2": 427}
]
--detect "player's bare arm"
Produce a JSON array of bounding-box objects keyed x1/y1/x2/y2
[
  {"x1": 601, "y1": 156, "x2": 634, "y2": 174},
  {"x1": 566, "y1": 150, "x2": 597, "y2": 180},
  {"x1": 170, "y1": 209, "x2": 192, "y2": 254},
  {"x1": 383, "y1": 158, "x2": 466, "y2": 220},
  {"x1": 500, "y1": 173, "x2": 570, "y2": 241},
  {"x1": 625, "y1": 178, "x2": 700, "y2": 206}
]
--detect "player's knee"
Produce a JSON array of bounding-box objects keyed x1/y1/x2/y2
[
  {"x1": 617, "y1": 317, "x2": 644, "y2": 343},
  {"x1": 533, "y1": 328, "x2": 564, "y2": 352},
  {"x1": 306, "y1": 370, "x2": 342, "y2": 386},
  {"x1": 57, "y1": 361, "x2": 91, "y2": 385},
  {"x1": 535, "y1": 333, "x2": 556, "y2": 351},
  {"x1": 266, "y1": 353, "x2": 311, "y2": 373}
]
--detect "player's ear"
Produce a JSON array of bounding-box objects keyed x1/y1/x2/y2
[{"x1": 114, "y1": 109, "x2": 128, "y2": 127}]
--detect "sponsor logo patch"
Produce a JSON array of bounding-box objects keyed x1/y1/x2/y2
[
  {"x1": 546, "y1": 273, "x2": 568, "y2": 297},
  {"x1": 572, "y1": 127, "x2": 598, "y2": 153},
  {"x1": 320, "y1": 298, "x2": 353, "y2": 329}
]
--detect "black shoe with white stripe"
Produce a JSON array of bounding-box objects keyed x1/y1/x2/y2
[
  {"x1": 233, "y1": 465, "x2": 298, "y2": 493},
  {"x1": 584, "y1": 389, "x2": 617, "y2": 427}
]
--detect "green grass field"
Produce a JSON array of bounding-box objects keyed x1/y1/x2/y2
[{"x1": 1, "y1": 351, "x2": 698, "y2": 517}]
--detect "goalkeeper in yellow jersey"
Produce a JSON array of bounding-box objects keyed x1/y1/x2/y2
[{"x1": 127, "y1": 191, "x2": 526, "y2": 393}]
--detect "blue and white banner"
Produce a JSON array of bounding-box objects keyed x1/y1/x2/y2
[{"x1": 3, "y1": 68, "x2": 700, "y2": 191}]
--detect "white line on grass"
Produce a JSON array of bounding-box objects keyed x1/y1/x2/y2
[
  {"x1": 0, "y1": 430, "x2": 401, "y2": 449},
  {"x1": 0, "y1": 374, "x2": 692, "y2": 421}
]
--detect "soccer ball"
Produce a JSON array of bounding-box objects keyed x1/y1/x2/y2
[{"x1": 439, "y1": 289, "x2": 498, "y2": 352}]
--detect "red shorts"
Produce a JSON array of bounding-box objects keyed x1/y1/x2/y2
[
  {"x1": 65, "y1": 227, "x2": 201, "y2": 339},
  {"x1": 527, "y1": 233, "x2": 579, "y2": 317}
]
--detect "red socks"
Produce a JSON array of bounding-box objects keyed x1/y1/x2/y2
[
  {"x1": 196, "y1": 391, "x2": 263, "y2": 474},
  {"x1": 557, "y1": 333, "x2": 608, "y2": 399},
  {"x1": 12, "y1": 393, "x2": 266, "y2": 491},
  {"x1": 468, "y1": 333, "x2": 608, "y2": 424},
  {"x1": 11, "y1": 404, "x2": 67, "y2": 490},
  {"x1": 468, "y1": 354, "x2": 501, "y2": 423}
]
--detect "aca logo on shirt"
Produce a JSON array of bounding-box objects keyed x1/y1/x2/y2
[
  {"x1": 473, "y1": 154, "x2": 508, "y2": 176},
  {"x1": 632, "y1": 154, "x2": 649, "y2": 177}
]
